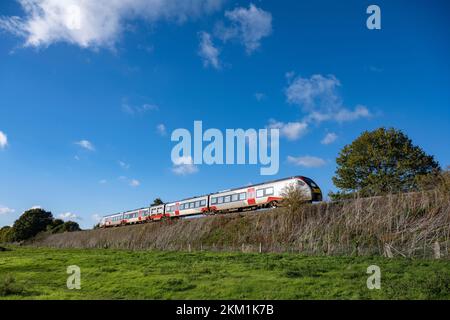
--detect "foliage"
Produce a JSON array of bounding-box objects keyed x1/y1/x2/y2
[
  {"x1": 50, "y1": 221, "x2": 81, "y2": 234},
  {"x1": 0, "y1": 275, "x2": 26, "y2": 297},
  {"x1": 151, "y1": 198, "x2": 164, "y2": 206},
  {"x1": 0, "y1": 247, "x2": 448, "y2": 299},
  {"x1": 12, "y1": 208, "x2": 54, "y2": 241},
  {"x1": 0, "y1": 226, "x2": 14, "y2": 243},
  {"x1": 331, "y1": 127, "x2": 440, "y2": 199},
  {"x1": 280, "y1": 184, "x2": 310, "y2": 214}
]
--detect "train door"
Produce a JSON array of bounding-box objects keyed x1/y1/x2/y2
[
  {"x1": 247, "y1": 187, "x2": 256, "y2": 205},
  {"x1": 175, "y1": 202, "x2": 180, "y2": 216}
]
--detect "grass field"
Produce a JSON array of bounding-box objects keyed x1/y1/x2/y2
[{"x1": 0, "y1": 246, "x2": 449, "y2": 300}]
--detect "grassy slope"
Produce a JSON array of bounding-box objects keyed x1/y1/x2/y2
[{"x1": 0, "y1": 247, "x2": 449, "y2": 300}]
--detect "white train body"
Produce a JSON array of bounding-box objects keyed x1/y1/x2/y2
[
  {"x1": 99, "y1": 176, "x2": 322, "y2": 228},
  {"x1": 165, "y1": 195, "x2": 209, "y2": 218}
]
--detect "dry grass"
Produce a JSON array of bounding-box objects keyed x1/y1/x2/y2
[{"x1": 29, "y1": 188, "x2": 449, "y2": 258}]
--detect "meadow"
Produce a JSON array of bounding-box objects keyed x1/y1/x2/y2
[{"x1": 0, "y1": 246, "x2": 449, "y2": 300}]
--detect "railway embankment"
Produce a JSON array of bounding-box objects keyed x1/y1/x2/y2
[{"x1": 29, "y1": 189, "x2": 449, "y2": 258}]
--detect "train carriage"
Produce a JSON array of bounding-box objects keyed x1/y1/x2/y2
[
  {"x1": 101, "y1": 212, "x2": 123, "y2": 228},
  {"x1": 149, "y1": 204, "x2": 166, "y2": 221},
  {"x1": 209, "y1": 176, "x2": 322, "y2": 214},
  {"x1": 165, "y1": 195, "x2": 209, "y2": 218}
]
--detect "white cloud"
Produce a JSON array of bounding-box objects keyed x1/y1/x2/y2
[
  {"x1": 92, "y1": 214, "x2": 102, "y2": 223},
  {"x1": 75, "y1": 140, "x2": 95, "y2": 151},
  {"x1": 172, "y1": 155, "x2": 198, "y2": 175},
  {"x1": 0, "y1": 206, "x2": 15, "y2": 215},
  {"x1": 285, "y1": 73, "x2": 371, "y2": 123},
  {"x1": 0, "y1": 0, "x2": 225, "y2": 49},
  {"x1": 30, "y1": 205, "x2": 41, "y2": 209},
  {"x1": 254, "y1": 92, "x2": 265, "y2": 101},
  {"x1": 156, "y1": 123, "x2": 167, "y2": 136},
  {"x1": 0, "y1": 131, "x2": 8, "y2": 149},
  {"x1": 58, "y1": 212, "x2": 80, "y2": 220},
  {"x1": 216, "y1": 3, "x2": 272, "y2": 54},
  {"x1": 198, "y1": 31, "x2": 220, "y2": 69},
  {"x1": 122, "y1": 102, "x2": 158, "y2": 115},
  {"x1": 287, "y1": 155, "x2": 326, "y2": 168},
  {"x1": 118, "y1": 161, "x2": 130, "y2": 169},
  {"x1": 267, "y1": 119, "x2": 308, "y2": 141},
  {"x1": 129, "y1": 179, "x2": 140, "y2": 187},
  {"x1": 321, "y1": 132, "x2": 338, "y2": 145}
]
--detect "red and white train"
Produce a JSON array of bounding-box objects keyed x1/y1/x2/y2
[{"x1": 100, "y1": 176, "x2": 322, "y2": 228}]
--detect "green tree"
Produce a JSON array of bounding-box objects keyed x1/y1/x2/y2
[
  {"x1": 12, "y1": 208, "x2": 53, "y2": 241},
  {"x1": 331, "y1": 127, "x2": 440, "y2": 199},
  {"x1": 51, "y1": 221, "x2": 81, "y2": 233},
  {"x1": 151, "y1": 198, "x2": 164, "y2": 206},
  {"x1": 0, "y1": 226, "x2": 14, "y2": 243}
]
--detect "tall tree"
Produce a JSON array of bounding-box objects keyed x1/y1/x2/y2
[
  {"x1": 12, "y1": 208, "x2": 54, "y2": 241},
  {"x1": 331, "y1": 127, "x2": 440, "y2": 199}
]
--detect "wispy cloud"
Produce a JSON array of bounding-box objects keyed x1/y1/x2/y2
[
  {"x1": 58, "y1": 212, "x2": 80, "y2": 220},
  {"x1": 254, "y1": 92, "x2": 266, "y2": 101},
  {"x1": 157, "y1": 124, "x2": 167, "y2": 136},
  {"x1": 0, "y1": 206, "x2": 15, "y2": 215},
  {"x1": 30, "y1": 205, "x2": 41, "y2": 210},
  {"x1": 92, "y1": 214, "x2": 102, "y2": 223},
  {"x1": 75, "y1": 140, "x2": 95, "y2": 151},
  {"x1": 129, "y1": 179, "x2": 140, "y2": 187},
  {"x1": 122, "y1": 102, "x2": 159, "y2": 115},
  {"x1": 198, "y1": 31, "x2": 221, "y2": 69},
  {"x1": 172, "y1": 156, "x2": 199, "y2": 175},
  {"x1": 287, "y1": 155, "x2": 326, "y2": 168},
  {"x1": 0, "y1": 0, "x2": 225, "y2": 49},
  {"x1": 0, "y1": 131, "x2": 8, "y2": 149},
  {"x1": 285, "y1": 73, "x2": 371, "y2": 123},
  {"x1": 216, "y1": 4, "x2": 272, "y2": 54},
  {"x1": 118, "y1": 161, "x2": 130, "y2": 170},
  {"x1": 267, "y1": 120, "x2": 308, "y2": 141},
  {"x1": 321, "y1": 132, "x2": 338, "y2": 145},
  {"x1": 99, "y1": 179, "x2": 107, "y2": 184}
]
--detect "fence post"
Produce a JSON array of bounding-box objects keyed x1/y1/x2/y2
[
  {"x1": 259, "y1": 243, "x2": 262, "y2": 254},
  {"x1": 200, "y1": 243, "x2": 203, "y2": 252},
  {"x1": 433, "y1": 241, "x2": 441, "y2": 259},
  {"x1": 242, "y1": 243, "x2": 244, "y2": 253},
  {"x1": 188, "y1": 243, "x2": 191, "y2": 253}
]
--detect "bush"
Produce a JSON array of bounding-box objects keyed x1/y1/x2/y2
[
  {"x1": 50, "y1": 221, "x2": 81, "y2": 234},
  {"x1": 0, "y1": 275, "x2": 26, "y2": 297},
  {"x1": 0, "y1": 226, "x2": 14, "y2": 243}
]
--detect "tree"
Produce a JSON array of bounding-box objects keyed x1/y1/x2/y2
[
  {"x1": 0, "y1": 226, "x2": 14, "y2": 243},
  {"x1": 12, "y1": 208, "x2": 53, "y2": 241},
  {"x1": 51, "y1": 221, "x2": 81, "y2": 233},
  {"x1": 331, "y1": 127, "x2": 440, "y2": 199},
  {"x1": 151, "y1": 198, "x2": 164, "y2": 206}
]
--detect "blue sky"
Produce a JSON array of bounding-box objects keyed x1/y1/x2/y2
[{"x1": 1, "y1": 0, "x2": 449, "y2": 228}]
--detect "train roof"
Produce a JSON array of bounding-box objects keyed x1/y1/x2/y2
[{"x1": 209, "y1": 176, "x2": 308, "y2": 196}]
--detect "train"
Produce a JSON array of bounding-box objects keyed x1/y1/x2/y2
[{"x1": 99, "y1": 175, "x2": 322, "y2": 228}]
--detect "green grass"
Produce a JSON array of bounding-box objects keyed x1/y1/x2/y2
[{"x1": 0, "y1": 246, "x2": 449, "y2": 300}]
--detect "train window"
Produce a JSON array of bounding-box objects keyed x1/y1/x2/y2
[
  {"x1": 211, "y1": 198, "x2": 217, "y2": 204},
  {"x1": 190, "y1": 202, "x2": 195, "y2": 209},
  {"x1": 195, "y1": 201, "x2": 200, "y2": 207},
  {"x1": 265, "y1": 187, "x2": 274, "y2": 196},
  {"x1": 218, "y1": 197, "x2": 224, "y2": 204},
  {"x1": 224, "y1": 196, "x2": 231, "y2": 203},
  {"x1": 239, "y1": 192, "x2": 246, "y2": 200},
  {"x1": 231, "y1": 194, "x2": 238, "y2": 202},
  {"x1": 256, "y1": 189, "x2": 264, "y2": 198},
  {"x1": 200, "y1": 200, "x2": 206, "y2": 206}
]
